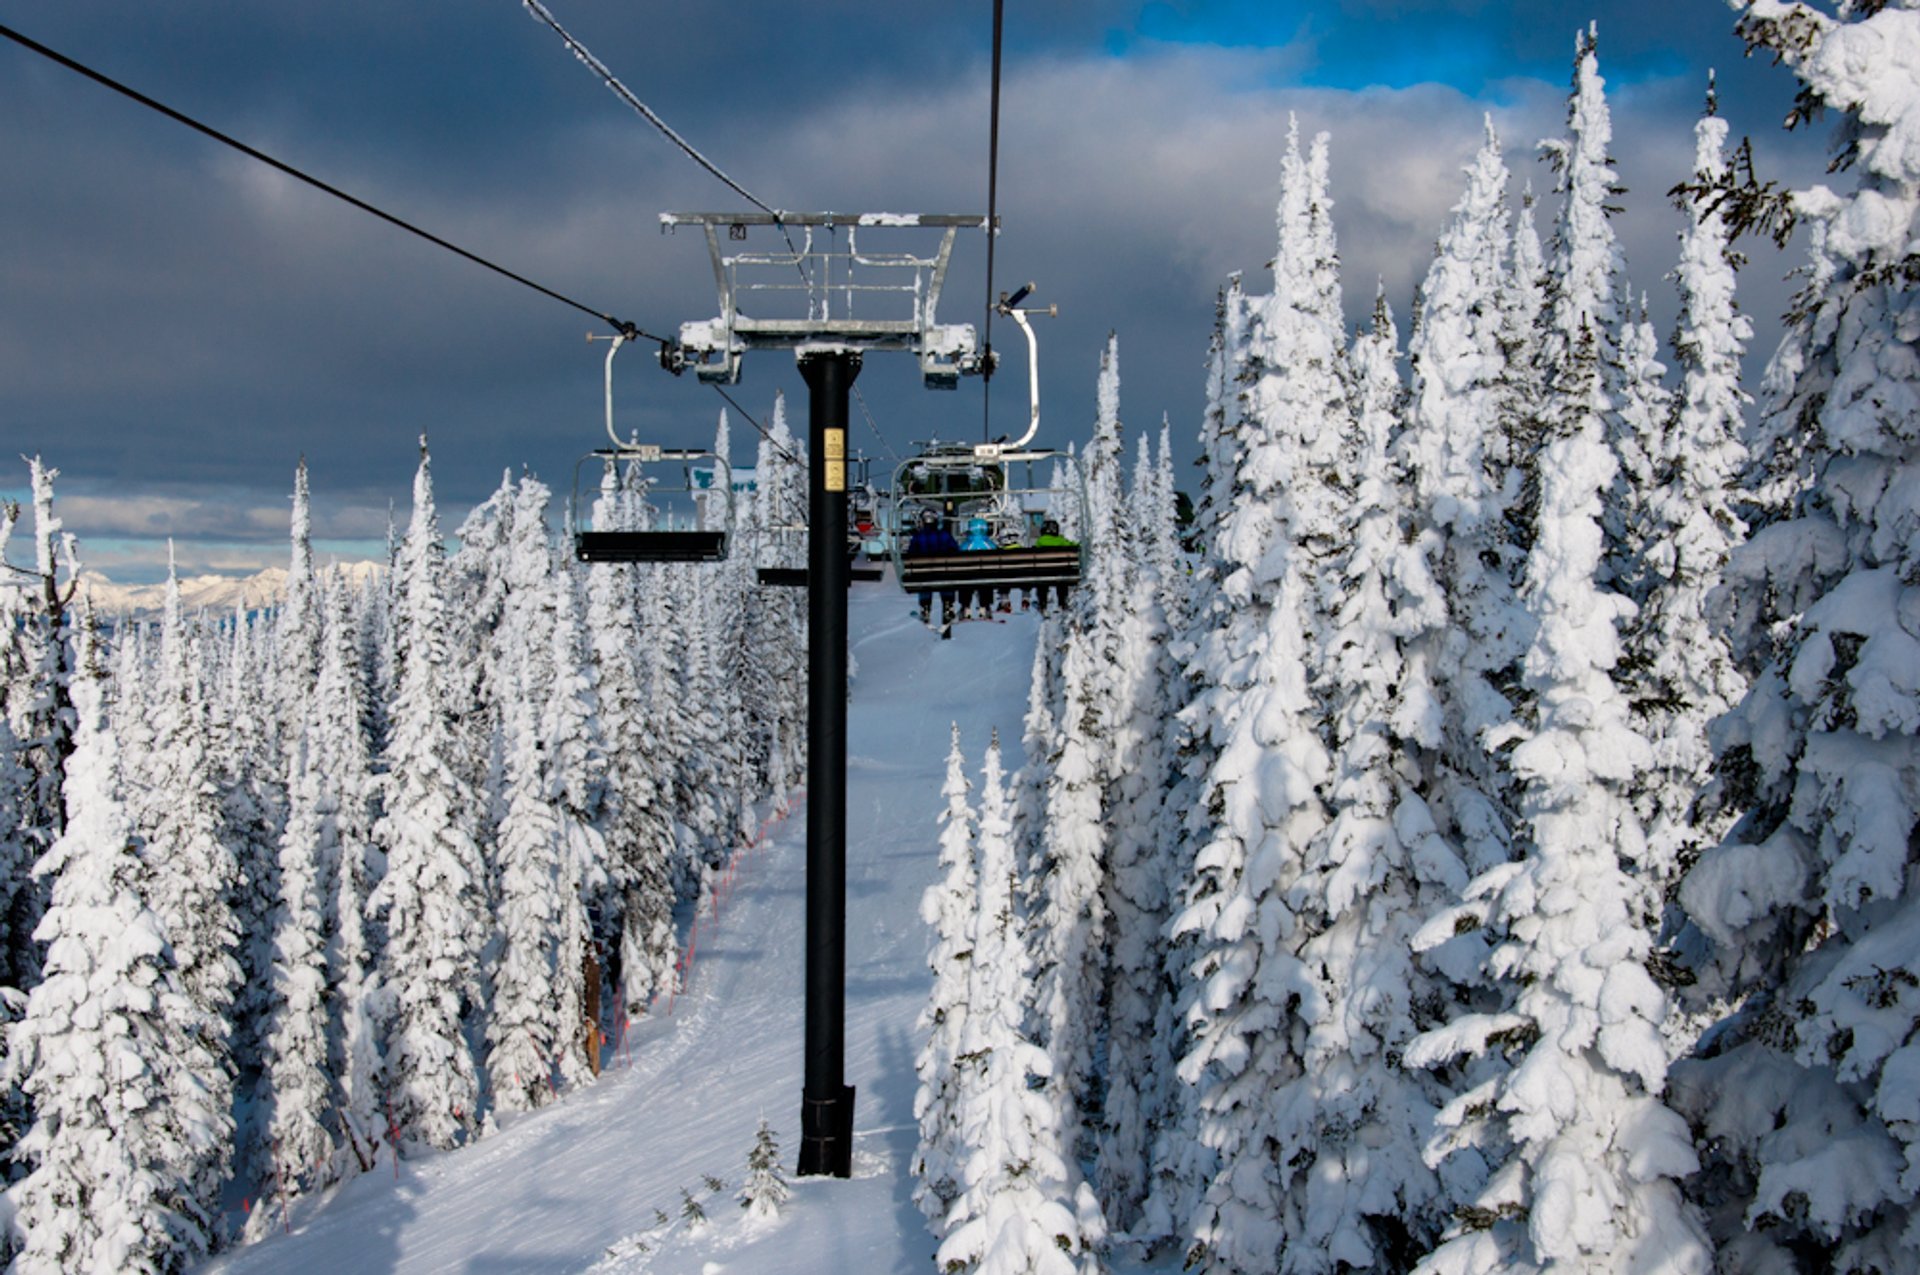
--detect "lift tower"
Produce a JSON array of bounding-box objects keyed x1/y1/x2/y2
[{"x1": 662, "y1": 212, "x2": 987, "y2": 1177}]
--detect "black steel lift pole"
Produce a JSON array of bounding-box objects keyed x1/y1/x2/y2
[{"x1": 796, "y1": 349, "x2": 860, "y2": 1178}]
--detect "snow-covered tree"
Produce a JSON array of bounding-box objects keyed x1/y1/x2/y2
[
  {"x1": 374, "y1": 440, "x2": 489, "y2": 1151},
  {"x1": 1408, "y1": 291, "x2": 1708, "y2": 1275},
  {"x1": 313, "y1": 572, "x2": 384, "y2": 1179},
  {"x1": 740, "y1": 1118, "x2": 789, "y2": 1222},
  {"x1": 9, "y1": 629, "x2": 215, "y2": 1272},
  {"x1": 484, "y1": 664, "x2": 563, "y2": 1114},
  {"x1": 936, "y1": 736, "x2": 1104, "y2": 1275},
  {"x1": 1671, "y1": 2, "x2": 1920, "y2": 1265},
  {"x1": 584, "y1": 461, "x2": 678, "y2": 1020},
  {"x1": 1278, "y1": 293, "x2": 1461, "y2": 1271},
  {"x1": 1621, "y1": 86, "x2": 1751, "y2": 964},
  {"x1": 1400, "y1": 117, "x2": 1525, "y2": 884},
  {"x1": 1031, "y1": 335, "x2": 1127, "y2": 1153},
  {"x1": 542, "y1": 566, "x2": 611, "y2": 1087},
  {"x1": 1093, "y1": 432, "x2": 1184, "y2": 1236},
  {"x1": 247, "y1": 721, "x2": 337, "y2": 1239},
  {"x1": 137, "y1": 555, "x2": 241, "y2": 1228},
  {"x1": 1166, "y1": 119, "x2": 1338, "y2": 1275},
  {"x1": 914, "y1": 725, "x2": 976, "y2": 1225}
]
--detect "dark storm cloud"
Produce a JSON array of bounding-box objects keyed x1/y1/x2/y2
[{"x1": 0, "y1": 3, "x2": 1835, "y2": 582}]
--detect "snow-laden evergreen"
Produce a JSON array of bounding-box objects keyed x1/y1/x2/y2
[
  {"x1": 739, "y1": 1118, "x2": 789, "y2": 1222},
  {"x1": 9, "y1": 631, "x2": 214, "y2": 1272},
  {"x1": 1168, "y1": 119, "x2": 1337, "y2": 1275},
  {"x1": 934, "y1": 735, "x2": 1104, "y2": 1275},
  {"x1": 374, "y1": 441, "x2": 489, "y2": 1151},
  {"x1": 542, "y1": 565, "x2": 611, "y2": 1089},
  {"x1": 1092, "y1": 432, "x2": 1185, "y2": 1236},
  {"x1": 1282, "y1": 293, "x2": 1461, "y2": 1271},
  {"x1": 312, "y1": 572, "x2": 384, "y2": 1182},
  {"x1": 584, "y1": 461, "x2": 679, "y2": 1021},
  {"x1": 1670, "y1": 2, "x2": 1920, "y2": 1265},
  {"x1": 913, "y1": 725, "x2": 976, "y2": 1225},
  {"x1": 1408, "y1": 264, "x2": 1709, "y2": 1275},
  {"x1": 1031, "y1": 334, "x2": 1126, "y2": 1158},
  {"x1": 137, "y1": 556, "x2": 241, "y2": 1230}
]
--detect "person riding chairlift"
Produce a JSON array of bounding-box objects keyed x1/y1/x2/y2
[
  {"x1": 904, "y1": 509, "x2": 961, "y2": 635},
  {"x1": 957, "y1": 516, "x2": 999, "y2": 619}
]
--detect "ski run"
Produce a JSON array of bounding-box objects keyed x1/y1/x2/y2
[{"x1": 2, "y1": 7, "x2": 1920, "y2": 1272}]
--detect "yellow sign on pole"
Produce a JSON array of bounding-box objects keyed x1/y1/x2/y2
[{"x1": 825, "y1": 428, "x2": 846, "y2": 492}]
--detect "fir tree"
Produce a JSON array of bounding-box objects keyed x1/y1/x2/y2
[
  {"x1": 543, "y1": 565, "x2": 611, "y2": 1087},
  {"x1": 914, "y1": 725, "x2": 976, "y2": 1225},
  {"x1": 9, "y1": 631, "x2": 214, "y2": 1272},
  {"x1": 138, "y1": 555, "x2": 241, "y2": 1230},
  {"x1": 374, "y1": 439, "x2": 488, "y2": 1151},
  {"x1": 1408, "y1": 310, "x2": 1709, "y2": 1272},
  {"x1": 1673, "y1": 3, "x2": 1920, "y2": 1264},
  {"x1": 740, "y1": 1119, "x2": 789, "y2": 1222},
  {"x1": 1283, "y1": 293, "x2": 1460, "y2": 1271},
  {"x1": 935, "y1": 736, "x2": 1104, "y2": 1275},
  {"x1": 1168, "y1": 119, "x2": 1337, "y2": 1275},
  {"x1": 1093, "y1": 432, "x2": 1183, "y2": 1236}
]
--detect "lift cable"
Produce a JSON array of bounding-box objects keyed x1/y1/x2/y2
[
  {"x1": 521, "y1": 1, "x2": 777, "y2": 217},
  {"x1": 0, "y1": 21, "x2": 664, "y2": 345},
  {"x1": 980, "y1": 0, "x2": 1006, "y2": 442},
  {"x1": 851, "y1": 386, "x2": 900, "y2": 467},
  {"x1": 522, "y1": 1, "x2": 810, "y2": 287}
]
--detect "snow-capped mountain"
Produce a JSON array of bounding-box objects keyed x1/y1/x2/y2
[{"x1": 78, "y1": 561, "x2": 383, "y2": 619}]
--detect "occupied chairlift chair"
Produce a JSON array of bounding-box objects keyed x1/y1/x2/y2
[
  {"x1": 890, "y1": 284, "x2": 1081, "y2": 597},
  {"x1": 572, "y1": 332, "x2": 732, "y2": 564}
]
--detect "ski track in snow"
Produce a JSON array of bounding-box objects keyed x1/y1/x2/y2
[{"x1": 200, "y1": 582, "x2": 1042, "y2": 1275}]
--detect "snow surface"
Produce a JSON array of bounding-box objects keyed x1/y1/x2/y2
[{"x1": 198, "y1": 580, "x2": 1125, "y2": 1275}]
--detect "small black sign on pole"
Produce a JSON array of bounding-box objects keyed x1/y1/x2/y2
[{"x1": 796, "y1": 349, "x2": 859, "y2": 1178}]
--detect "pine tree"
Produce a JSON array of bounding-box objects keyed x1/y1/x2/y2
[
  {"x1": 1400, "y1": 117, "x2": 1525, "y2": 885},
  {"x1": 739, "y1": 1118, "x2": 789, "y2": 1222},
  {"x1": 1094, "y1": 432, "x2": 1184, "y2": 1236},
  {"x1": 1622, "y1": 86, "x2": 1751, "y2": 995},
  {"x1": 1167, "y1": 120, "x2": 1337, "y2": 1275},
  {"x1": 1032, "y1": 336, "x2": 1127, "y2": 1155},
  {"x1": 9, "y1": 630, "x2": 214, "y2": 1272},
  {"x1": 137, "y1": 555, "x2": 241, "y2": 1230},
  {"x1": 584, "y1": 461, "x2": 678, "y2": 1020},
  {"x1": 914, "y1": 725, "x2": 976, "y2": 1225},
  {"x1": 1280, "y1": 294, "x2": 1461, "y2": 1271},
  {"x1": 374, "y1": 439, "x2": 489, "y2": 1151},
  {"x1": 313, "y1": 572, "x2": 384, "y2": 1179},
  {"x1": 935, "y1": 736, "x2": 1104, "y2": 1275},
  {"x1": 485, "y1": 661, "x2": 563, "y2": 1114},
  {"x1": 1670, "y1": 4, "x2": 1920, "y2": 1265},
  {"x1": 1408, "y1": 304, "x2": 1709, "y2": 1271},
  {"x1": 543, "y1": 565, "x2": 611, "y2": 1087},
  {"x1": 248, "y1": 721, "x2": 337, "y2": 1239}
]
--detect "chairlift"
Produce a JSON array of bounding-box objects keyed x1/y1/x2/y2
[
  {"x1": 890, "y1": 284, "x2": 1083, "y2": 597},
  {"x1": 571, "y1": 333, "x2": 732, "y2": 564}
]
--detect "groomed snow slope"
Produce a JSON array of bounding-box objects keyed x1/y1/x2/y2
[{"x1": 199, "y1": 580, "x2": 1043, "y2": 1275}]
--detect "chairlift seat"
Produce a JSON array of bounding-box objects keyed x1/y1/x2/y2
[
  {"x1": 575, "y1": 530, "x2": 729, "y2": 564},
  {"x1": 898, "y1": 545, "x2": 1081, "y2": 594}
]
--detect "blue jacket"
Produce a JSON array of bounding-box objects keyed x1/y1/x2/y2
[
  {"x1": 906, "y1": 524, "x2": 959, "y2": 556},
  {"x1": 958, "y1": 520, "x2": 998, "y2": 551}
]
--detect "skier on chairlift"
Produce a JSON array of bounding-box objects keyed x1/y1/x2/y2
[
  {"x1": 905, "y1": 508, "x2": 961, "y2": 637},
  {"x1": 957, "y1": 515, "x2": 999, "y2": 619}
]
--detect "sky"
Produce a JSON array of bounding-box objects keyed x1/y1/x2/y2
[{"x1": 0, "y1": 1, "x2": 1834, "y2": 583}]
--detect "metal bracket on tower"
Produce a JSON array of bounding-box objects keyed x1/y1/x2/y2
[{"x1": 659, "y1": 212, "x2": 990, "y2": 388}]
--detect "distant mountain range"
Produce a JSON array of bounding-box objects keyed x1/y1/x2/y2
[{"x1": 77, "y1": 561, "x2": 384, "y2": 619}]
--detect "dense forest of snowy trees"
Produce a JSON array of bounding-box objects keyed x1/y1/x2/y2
[
  {"x1": 0, "y1": 412, "x2": 808, "y2": 1268},
  {"x1": 917, "y1": 8, "x2": 1920, "y2": 1273}
]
